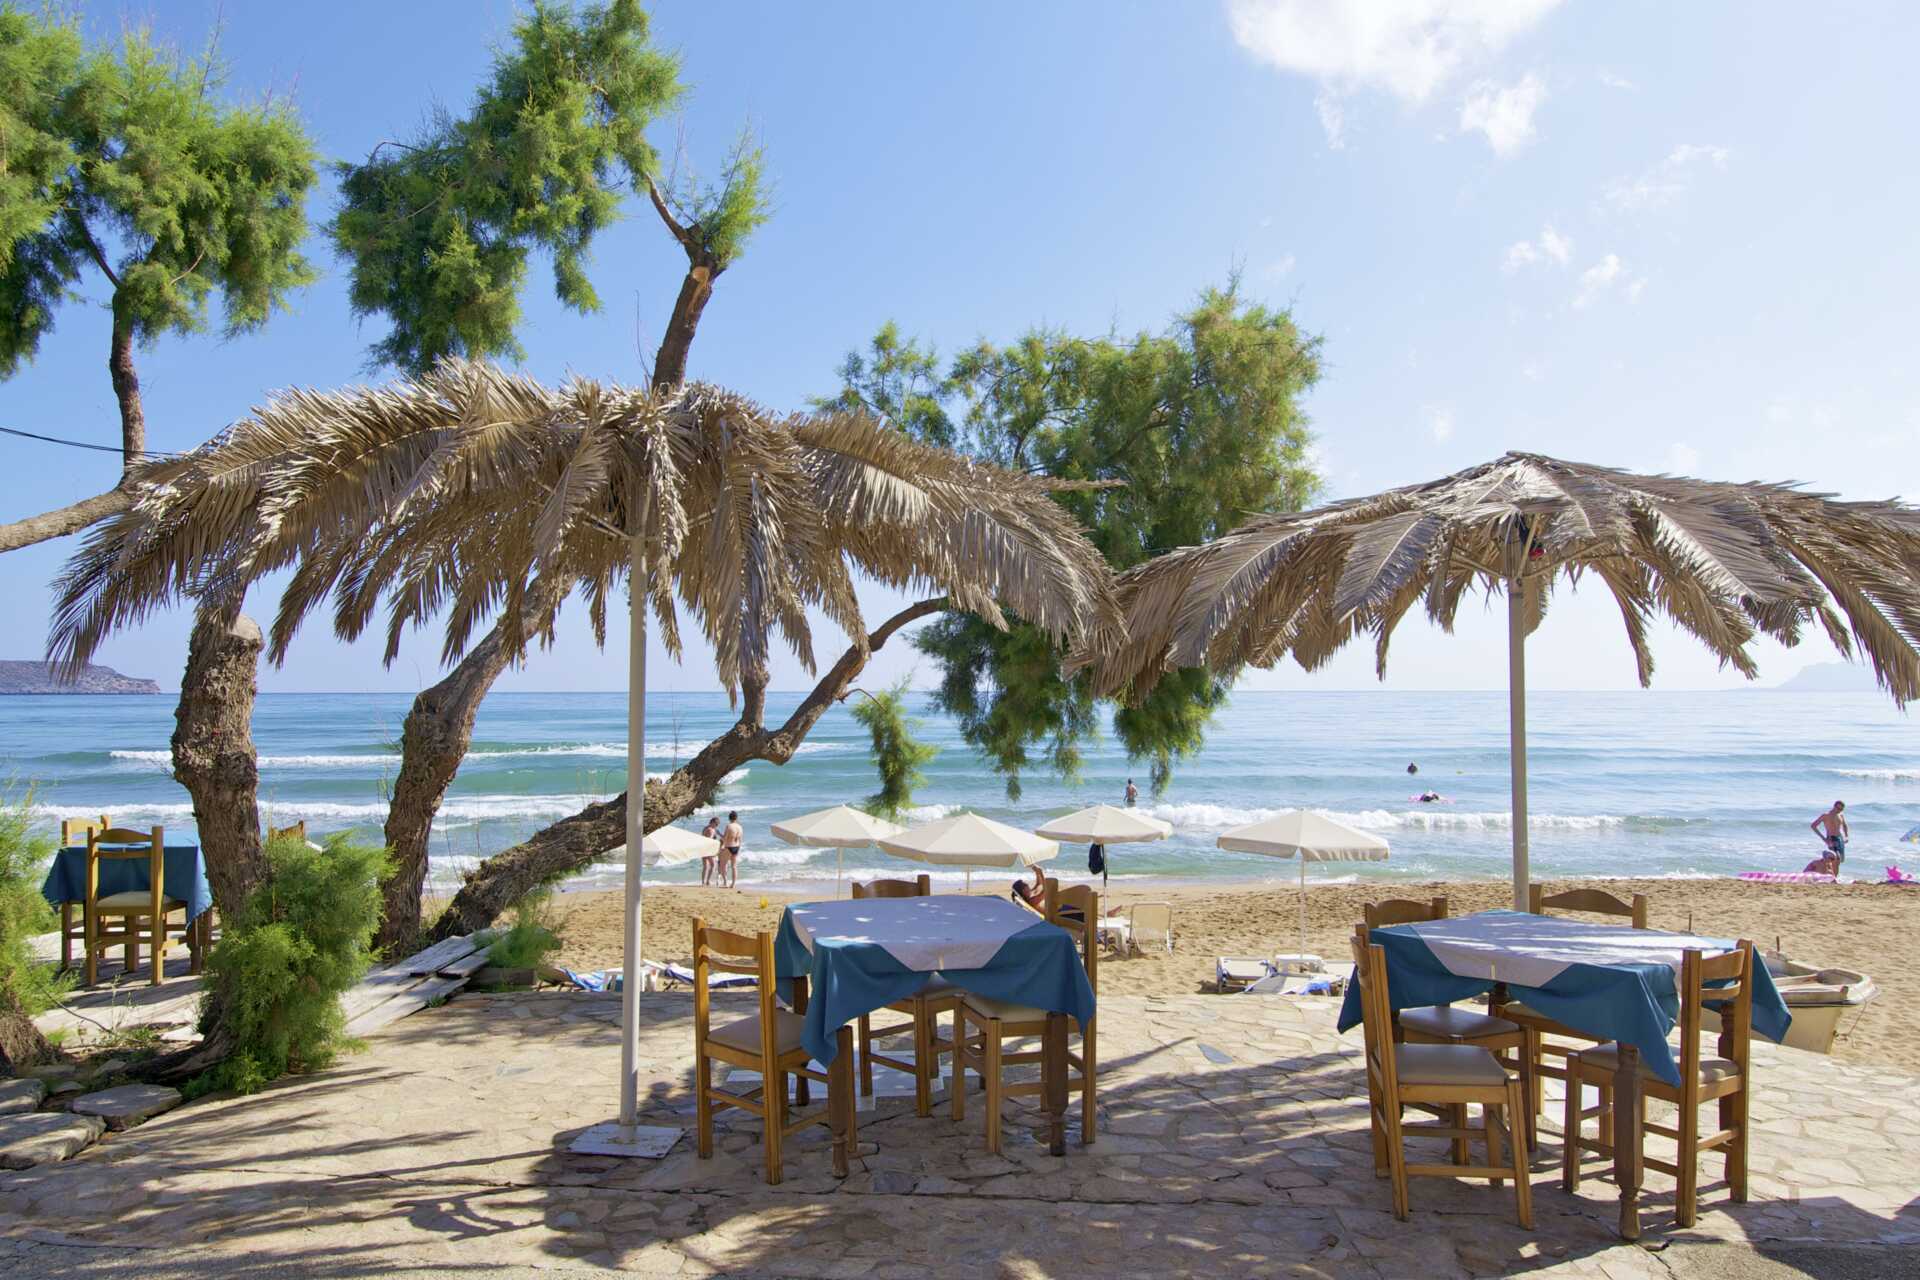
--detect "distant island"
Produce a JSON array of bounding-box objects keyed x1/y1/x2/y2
[
  {"x1": 0, "y1": 659, "x2": 162, "y2": 695},
  {"x1": 1771, "y1": 661, "x2": 1882, "y2": 693}
]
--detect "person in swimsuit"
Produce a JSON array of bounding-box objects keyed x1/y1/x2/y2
[
  {"x1": 1807, "y1": 801, "x2": 1849, "y2": 875},
  {"x1": 700, "y1": 815, "x2": 721, "y2": 886},
  {"x1": 722, "y1": 810, "x2": 744, "y2": 890},
  {"x1": 1124, "y1": 778, "x2": 1138, "y2": 807}
]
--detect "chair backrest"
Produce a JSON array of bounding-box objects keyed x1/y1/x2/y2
[
  {"x1": 1530, "y1": 884, "x2": 1648, "y2": 929},
  {"x1": 1348, "y1": 933, "x2": 1400, "y2": 1103},
  {"x1": 1130, "y1": 901, "x2": 1172, "y2": 938},
  {"x1": 1682, "y1": 940, "x2": 1755, "y2": 1089},
  {"x1": 1045, "y1": 882, "x2": 1099, "y2": 995},
  {"x1": 86, "y1": 826, "x2": 164, "y2": 904},
  {"x1": 268, "y1": 820, "x2": 307, "y2": 844},
  {"x1": 61, "y1": 814, "x2": 110, "y2": 847},
  {"x1": 691, "y1": 917, "x2": 775, "y2": 1057},
  {"x1": 852, "y1": 874, "x2": 931, "y2": 899},
  {"x1": 1363, "y1": 896, "x2": 1448, "y2": 931}
]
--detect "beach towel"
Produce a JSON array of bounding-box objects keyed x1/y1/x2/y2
[
  {"x1": 1887, "y1": 865, "x2": 1916, "y2": 885},
  {"x1": 1738, "y1": 870, "x2": 1837, "y2": 884}
]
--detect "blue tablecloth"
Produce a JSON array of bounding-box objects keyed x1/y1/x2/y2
[
  {"x1": 41, "y1": 845, "x2": 214, "y2": 923},
  {"x1": 1337, "y1": 910, "x2": 1792, "y2": 1086},
  {"x1": 775, "y1": 896, "x2": 1098, "y2": 1066}
]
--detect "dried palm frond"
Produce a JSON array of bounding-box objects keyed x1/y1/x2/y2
[
  {"x1": 1078, "y1": 451, "x2": 1920, "y2": 707},
  {"x1": 49, "y1": 361, "x2": 1120, "y2": 694}
]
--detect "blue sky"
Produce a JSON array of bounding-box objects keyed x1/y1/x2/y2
[{"x1": 3, "y1": 0, "x2": 1916, "y2": 696}]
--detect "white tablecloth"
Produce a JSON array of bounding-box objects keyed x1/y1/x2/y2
[
  {"x1": 785, "y1": 895, "x2": 1040, "y2": 973},
  {"x1": 1407, "y1": 912, "x2": 1736, "y2": 988}
]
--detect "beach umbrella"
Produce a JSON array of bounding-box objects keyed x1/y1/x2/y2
[
  {"x1": 1216, "y1": 810, "x2": 1389, "y2": 960},
  {"x1": 1035, "y1": 803, "x2": 1172, "y2": 884},
  {"x1": 45, "y1": 360, "x2": 1120, "y2": 1159},
  {"x1": 878, "y1": 812, "x2": 1059, "y2": 892},
  {"x1": 610, "y1": 823, "x2": 720, "y2": 869},
  {"x1": 1080, "y1": 452, "x2": 1920, "y2": 911},
  {"x1": 1903, "y1": 825, "x2": 1920, "y2": 845},
  {"x1": 771, "y1": 804, "x2": 905, "y2": 897}
]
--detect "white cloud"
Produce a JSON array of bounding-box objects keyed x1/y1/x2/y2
[
  {"x1": 1314, "y1": 88, "x2": 1348, "y2": 148},
  {"x1": 1597, "y1": 70, "x2": 1638, "y2": 91},
  {"x1": 1604, "y1": 143, "x2": 1731, "y2": 212},
  {"x1": 1425, "y1": 405, "x2": 1455, "y2": 443},
  {"x1": 1667, "y1": 442, "x2": 1701, "y2": 474},
  {"x1": 1573, "y1": 253, "x2": 1647, "y2": 307},
  {"x1": 1459, "y1": 72, "x2": 1546, "y2": 154},
  {"x1": 1227, "y1": 0, "x2": 1565, "y2": 146},
  {"x1": 1269, "y1": 252, "x2": 1298, "y2": 277},
  {"x1": 1502, "y1": 223, "x2": 1572, "y2": 272},
  {"x1": 1522, "y1": 362, "x2": 1544, "y2": 382}
]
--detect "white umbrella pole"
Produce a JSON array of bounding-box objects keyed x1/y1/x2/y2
[
  {"x1": 965, "y1": 868, "x2": 972, "y2": 894},
  {"x1": 619, "y1": 536, "x2": 646, "y2": 1132},
  {"x1": 836, "y1": 848, "x2": 844, "y2": 898},
  {"x1": 1298, "y1": 857, "x2": 1308, "y2": 959},
  {"x1": 1507, "y1": 580, "x2": 1530, "y2": 913}
]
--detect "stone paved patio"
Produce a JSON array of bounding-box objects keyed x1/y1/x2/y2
[{"x1": 1, "y1": 990, "x2": 1915, "y2": 1278}]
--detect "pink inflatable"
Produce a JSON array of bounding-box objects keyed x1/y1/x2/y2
[{"x1": 1737, "y1": 870, "x2": 1837, "y2": 884}]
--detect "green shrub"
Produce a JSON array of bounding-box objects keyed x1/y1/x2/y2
[
  {"x1": 0, "y1": 787, "x2": 73, "y2": 1018},
  {"x1": 485, "y1": 891, "x2": 563, "y2": 970},
  {"x1": 190, "y1": 834, "x2": 389, "y2": 1097}
]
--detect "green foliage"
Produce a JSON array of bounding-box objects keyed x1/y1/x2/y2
[
  {"x1": 0, "y1": 787, "x2": 71, "y2": 1017},
  {"x1": 0, "y1": 7, "x2": 317, "y2": 376},
  {"x1": 660, "y1": 127, "x2": 772, "y2": 271},
  {"x1": 821, "y1": 282, "x2": 1322, "y2": 796},
  {"x1": 329, "y1": 0, "x2": 682, "y2": 372},
  {"x1": 849, "y1": 680, "x2": 939, "y2": 820},
  {"x1": 190, "y1": 835, "x2": 388, "y2": 1097},
  {"x1": 486, "y1": 892, "x2": 563, "y2": 969}
]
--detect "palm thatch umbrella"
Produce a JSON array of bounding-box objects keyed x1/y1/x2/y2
[
  {"x1": 1082, "y1": 452, "x2": 1920, "y2": 911},
  {"x1": 47, "y1": 359, "x2": 1120, "y2": 1155}
]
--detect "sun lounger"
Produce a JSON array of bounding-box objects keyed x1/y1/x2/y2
[
  {"x1": 1216, "y1": 956, "x2": 1275, "y2": 991},
  {"x1": 1128, "y1": 902, "x2": 1174, "y2": 955}
]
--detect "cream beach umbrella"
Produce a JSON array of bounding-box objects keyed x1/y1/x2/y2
[
  {"x1": 1082, "y1": 452, "x2": 1920, "y2": 912},
  {"x1": 771, "y1": 804, "x2": 905, "y2": 897},
  {"x1": 878, "y1": 812, "x2": 1059, "y2": 892},
  {"x1": 1216, "y1": 810, "x2": 1389, "y2": 960},
  {"x1": 46, "y1": 360, "x2": 1121, "y2": 1160},
  {"x1": 1036, "y1": 804, "x2": 1172, "y2": 885}
]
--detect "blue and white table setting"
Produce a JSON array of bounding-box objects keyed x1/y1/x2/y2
[
  {"x1": 774, "y1": 894, "x2": 1096, "y2": 1155},
  {"x1": 1339, "y1": 908, "x2": 1791, "y2": 1236}
]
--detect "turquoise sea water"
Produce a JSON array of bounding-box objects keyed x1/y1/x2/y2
[{"x1": 3, "y1": 690, "x2": 1915, "y2": 892}]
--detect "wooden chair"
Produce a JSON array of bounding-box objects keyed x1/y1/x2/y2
[
  {"x1": 1563, "y1": 941, "x2": 1755, "y2": 1227},
  {"x1": 83, "y1": 826, "x2": 188, "y2": 987},
  {"x1": 952, "y1": 881, "x2": 1098, "y2": 1152},
  {"x1": 58, "y1": 815, "x2": 110, "y2": 972},
  {"x1": 691, "y1": 918, "x2": 853, "y2": 1184},
  {"x1": 1358, "y1": 895, "x2": 1535, "y2": 1152},
  {"x1": 268, "y1": 820, "x2": 307, "y2": 844},
  {"x1": 849, "y1": 874, "x2": 959, "y2": 1116},
  {"x1": 1349, "y1": 934, "x2": 1532, "y2": 1227},
  {"x1": 1495, "y1": 885, "x2": 1652, "y2": 1118}
]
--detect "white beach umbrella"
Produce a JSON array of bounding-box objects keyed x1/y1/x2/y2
[
  {"x1": 1036, "y1": 804, "x2": 1172, "y2": 886},
  {"x1": 771, "y1": 804, "x2": 905, "y2": 897},
  {"x1": 1216, "y1": 810, "x2": 1390, "y2": 960},
  {"x1": 878, "y1": 812, "x2": 1059, "y2": 892},
  {"x1": 608, "y1": 823, "x2": 721, "y2": 868}
]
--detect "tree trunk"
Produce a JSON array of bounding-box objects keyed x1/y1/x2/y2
[
  {"x1": 430, "y1": 598, "x2": 945, "y2": 939},
  {"x1": 107, "y1": 307, "x2": 146, "y2": 469},
  {"x1": 171, "y1": 610, "x2": 268, "y2": 914},
  {"x1": 0, "y1": 487, "x2": 135, "y2": 554},
  {"x1": 652, "y1": 263, "x2": 714, "y2": 389},
  {"x1": 0, "y1": 990, "x2": 56, "y2": 1074},
  {"x1": 376, "y1": 628, "x2": 513, "y2": 953}
]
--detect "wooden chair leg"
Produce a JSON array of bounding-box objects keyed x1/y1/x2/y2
[
  {"x1": 61, "y1": 904, "x2": 74, "y2": 972},
  {"x1": 1080, "y1": 1017, "x2": 1096, "y2": 1145},
  {"x1": 150, "y1": 913, "x2": 164, "y2": 985},
  {"x1": 912, "y1": 1003, "x2": 933, "y2": 1118},
  {"x1": 1451, "y1": 1102, "x2": 1471, "y2": 1166},
  {"x1": 1562, "y1": 1065, "x2": 1582, "y2": 1192},
  {"x1": 84, "y1": 911, "x2": 99, "y2": 987},
  {"x1": 1487, "y1": 1098, "x2": 1505, "y2": 1188},
  {"x1": 765, "y1": 1066, "x2": 786, "y2": 1185},
  {"x1": 1369, "y1": 1091, "x2": 1390, "y2": 1176},
  {"x1": 950, "y1": 1009, "x2": 969, "y2": 1123},
  {"x1": 695, "y1": 1053, "x2": 714, "y2": 1159},
  {"x1": 856, "y1": 1014, "x2": 874, "y2": 1097},
  {"x1": 1724, "y1": 1088, "x2": 1749, "y2": 1202},
  {"x1": 982, "y1": 1021, "x2": 1003, "y2": 1155},
  {"x1": 1507, "y1": 1078, "x2": 1533, "y2": 1229},
  {"x1": 1384, "y1": 1100, "x2": 1411, "y2": 1221},
  {"x1": 1677, "y1": 1098, "x2": 1700, "y2": 1227},
  {"x1": 1515, "y1": 1041, "x2": 1537, "y2": 1151}
]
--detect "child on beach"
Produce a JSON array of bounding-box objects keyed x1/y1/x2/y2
[{"x1": 700, "y1": 815, "x2": 721, "y2": 885}]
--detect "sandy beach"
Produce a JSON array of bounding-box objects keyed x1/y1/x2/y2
[{"x1": 548, "y1": 876, "x2": 1918, "y2": 1076}]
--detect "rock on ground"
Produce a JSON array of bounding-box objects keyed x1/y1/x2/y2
[
  {"x1": 0, "y1": 1079, "x2": 46, "y2": 1115},
  {"x1": 68, "y1": 1084, "x2": 182, "y2": 1131},
  {"x1": 0, "y1": 1112, "x2": 104, "y2": 1168}
]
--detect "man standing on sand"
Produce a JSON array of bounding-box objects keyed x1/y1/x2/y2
[
  {"x1": 700, "y1": 815, "x2": 722, "y2": 886},
  {"x1": 1808, "y1": 800, "x2": 1849, "y2": 874},
  {"x1": 722, "y1": 810, "x2": 745, "y2": 890},
  {"x1": 1124, "y1": 778, "x2": 1138, "y2": 807}
]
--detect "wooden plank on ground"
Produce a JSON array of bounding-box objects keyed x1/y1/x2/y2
[
  {"x1": 438, "y1": 948, "x2": 496, "y2": 978},
  {"x1": 339, "y1": 968, "x2": 427, "y2": 1021},
  {"x1": 394, "y1": 935, "x2": 482, "y2": 976},
  {"x1": 345, "y1": 974, "x2": 468, "y2": 1037}
]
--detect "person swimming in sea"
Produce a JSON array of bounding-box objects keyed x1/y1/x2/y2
[{"x1": 1416, "y1": 790, "x2": 1443, "y2": 804}]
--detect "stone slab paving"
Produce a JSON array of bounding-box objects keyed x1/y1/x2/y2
[
  {"x1": 1, "y1": 991, "x2": 1915, "y2": 1278},
  {"x1": 0, "y1": 1115, "x2": 105, "y2": 1171},
  {"x1": 0, "y1": 1084, "x2": 42, "y2": 1118},
  {"x1": 67, "y1": 1085, "x2": 182, "y2": 1132}
]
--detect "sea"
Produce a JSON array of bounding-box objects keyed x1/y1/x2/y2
[{"x1": 3, "y1": 690, "x2": 1915, "y2": 893}]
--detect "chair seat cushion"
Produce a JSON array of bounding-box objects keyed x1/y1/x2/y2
[
  {"x1": 708, "y1": 1010, "x2": 806, "y2": 1056},
  {"x1": 1399, "y1": 1004, "x2": 1519, "y2": 1041},
  {"x1": 1579, "y1": 1042, "x2": 1740, "y2": 1083},
  {"x1": 94, "y1": 892, "x2": 186, "y2": 912},
  {"x1": 1394, "y1": 1042, "x2": 1511, "y2": 1087},
  {"x1": 962, "y1": 991, "x2": 1047, "y2": 1022}
]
